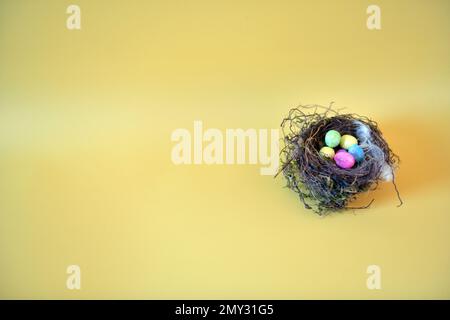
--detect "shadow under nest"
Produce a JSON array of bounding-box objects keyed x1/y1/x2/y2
[{"x1": 277, "y1": 104, "x2": 402, "y2": 215}]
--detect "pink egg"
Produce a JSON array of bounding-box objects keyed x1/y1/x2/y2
[{"x1": 334, "y1": 150, "x2": 355, "y2": 169}]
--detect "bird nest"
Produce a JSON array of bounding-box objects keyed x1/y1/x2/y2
[{"x1": 277, "y1": 104, "x2": 402, "y2": 215}]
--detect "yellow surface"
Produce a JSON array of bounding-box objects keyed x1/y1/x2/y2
[{"x1": 1, "y1": 0, "x2": 450, "y2": 299}]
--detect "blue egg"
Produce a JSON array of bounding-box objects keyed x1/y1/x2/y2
[{"x1": 348, "y1": 144, "x2": 364, "y2": 162}]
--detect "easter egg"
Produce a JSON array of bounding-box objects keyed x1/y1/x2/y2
[
  {"x1": 348, "y1": 144, "x2": 364, "y2": 162},
  {"x1": 334, "y1": 150, "x2": 355, "y2": 169},
  {"x1": 325, "y1": 130, "x2": 341, "y2": 148},
  {"x1": 340, "y1": 134, "x2": 358, "y2": 149},
  {"x1": 319, "y1": 146, "x2": 335, "y2": 159}
]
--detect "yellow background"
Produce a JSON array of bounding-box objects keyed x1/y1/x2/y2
[{"x1": 1, "y1": 0, "x2": 449, "y2": 299}]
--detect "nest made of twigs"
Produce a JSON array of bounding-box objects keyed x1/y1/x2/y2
[{"x1": 277, "y1": 104, "x2": 402, "y2": 215}]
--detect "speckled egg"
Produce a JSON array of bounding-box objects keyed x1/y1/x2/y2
[
  {"x1": 334, "y1": 150, "x2": 355, "y2": 169},
  {"x1": 325, "y1": 130, "x2": 341, "y2": 148},
  {"x1": 340, "y1": 134, "x2": 358, "y2": 150},
  {"x1": 348, "y1": 144, "x2": 364, "y2": 162},
  {"x1": 319, "y1": 146, "x2": 335, "y2": 159}
]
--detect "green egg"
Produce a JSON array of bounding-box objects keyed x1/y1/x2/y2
[{"x1": 325, "y1": 130, "x2": 341, "y2": 148}]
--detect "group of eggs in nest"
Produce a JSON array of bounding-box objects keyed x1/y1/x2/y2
[{"x1": 319, "y1": 130, "x2": 364, "y2": 169}]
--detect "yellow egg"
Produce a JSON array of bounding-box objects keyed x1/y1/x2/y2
[
  {"x1": 319, "y1": 146, "x2": 335, "y2": 159},
  {"x1": 340, "y1": 135, "x2": 358, "y2": 150}
]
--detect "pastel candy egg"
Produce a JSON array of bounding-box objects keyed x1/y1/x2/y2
[
  {"x1": 348, "y1": 144, "x2": 364, "y2": 162},
  {"x1": 334, "y1": 150, "x2": 355, "y2": 169},
  {"x1": 319, "y1": 146, "x2": 335, "y2": 159},
  {"x1": 325, "y1": 130, "x2": 341, "y2": 148},
  {"x1": 340, "y1": 134, "x2": 358, "y2": 149}
]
